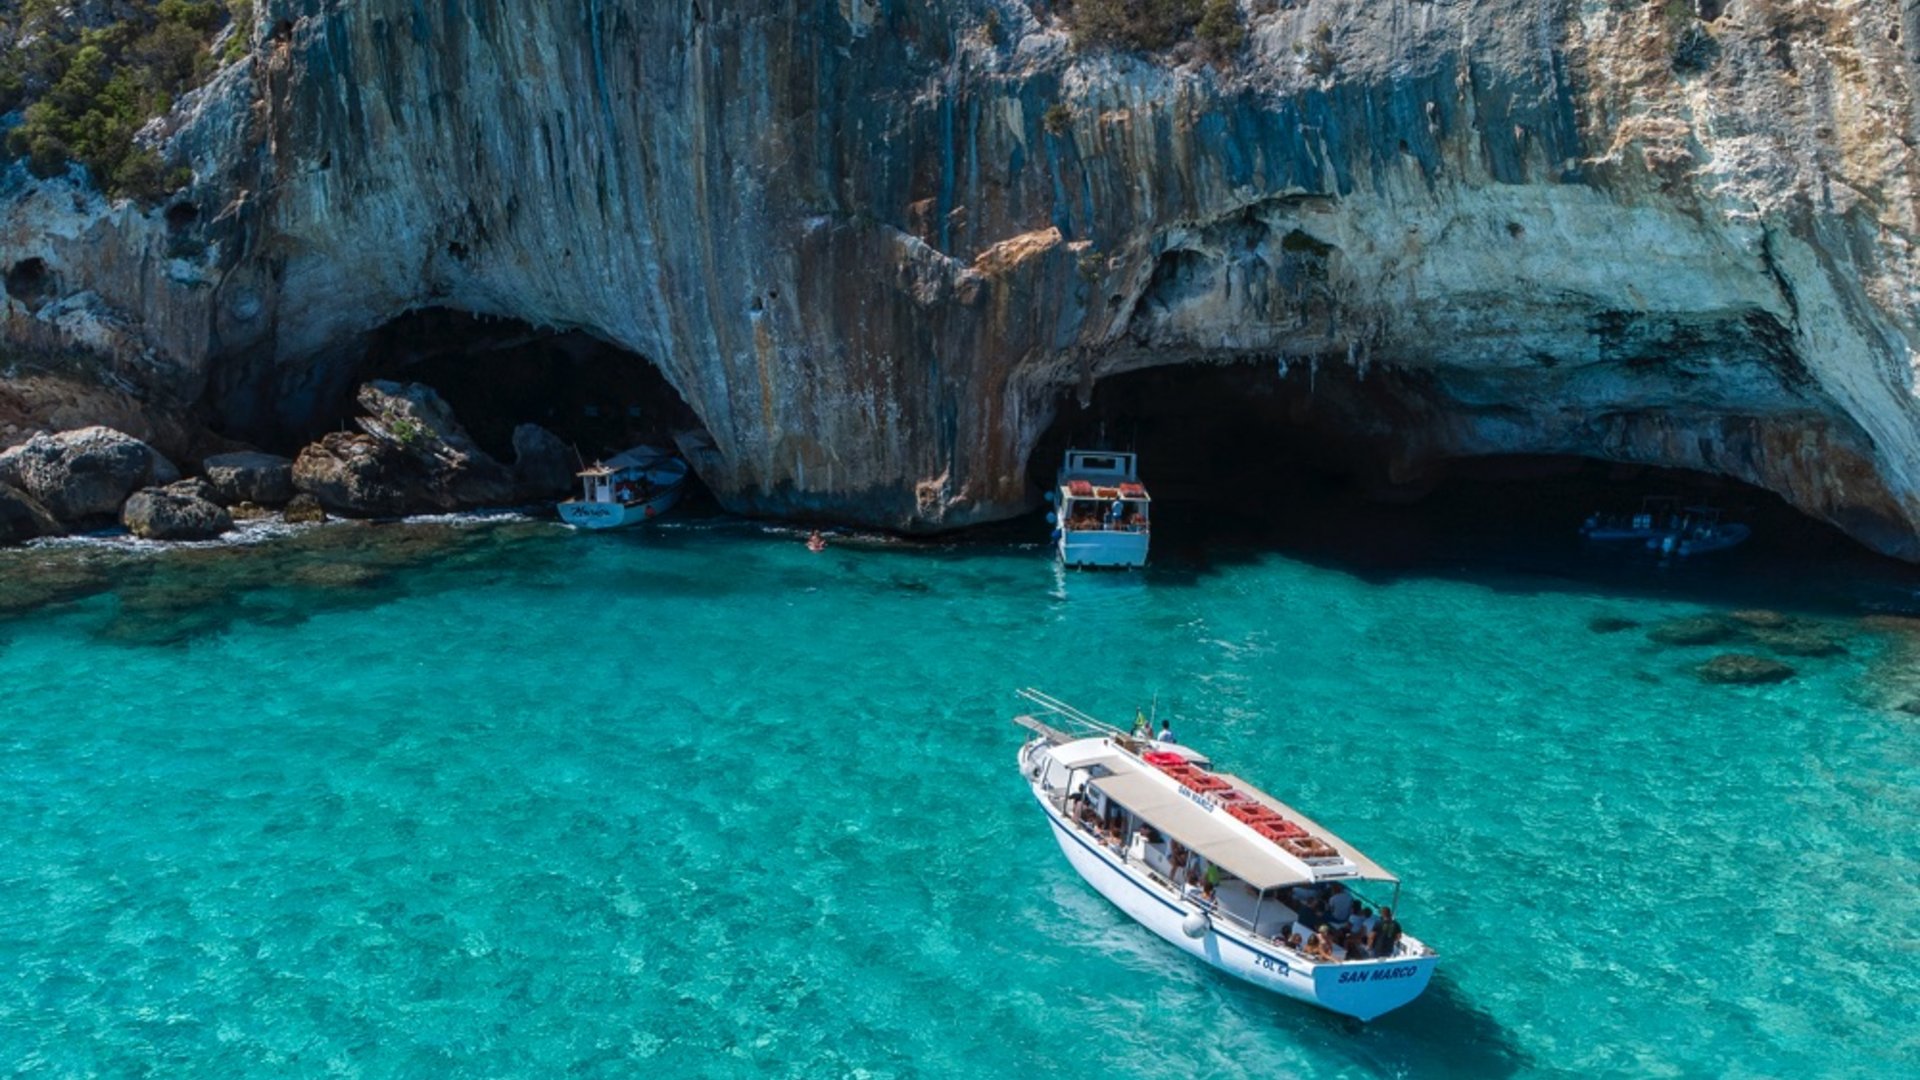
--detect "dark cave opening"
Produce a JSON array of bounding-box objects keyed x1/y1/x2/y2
[
  {"x1": 1029, "y1": 360, "x2": 1881, "y2": 576},
  {"x1": 5, "y1": 257, "x2": 52, "y2": 305},
  {"x1": 212, "y1": 308, "x2": 712, "y2": 493},
  {"x1": 349, "y1": 309, "x2": 705, "y2": 468}
]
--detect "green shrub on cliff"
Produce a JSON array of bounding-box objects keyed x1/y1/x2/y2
[
  {"x1": 1067, "y1": 0, "x2": 1206, "y2": 52},
  {"x1": 1065, "y1": 0, "x2": 1245, "y2": 59},
  {"x1": 1, "y1": 1, "x2": 249, "y2": 201}
]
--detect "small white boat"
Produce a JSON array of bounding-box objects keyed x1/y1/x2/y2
[
  {"x1": 1048, "y1": 450, "x2": 1150, "y2": 568},
  {"x1": 1014, "y1": 689, "x2": 1437, "y2": 1022},
  {"x1": 1582, "y1": 496, "x2": 1682, "y2": 543},
  {"x1": 1651, "y1": 507, "x2": 1750, "y2": 558},
  {"x1": 557, "y1": 447, "x2": 689, "y2": 529}
]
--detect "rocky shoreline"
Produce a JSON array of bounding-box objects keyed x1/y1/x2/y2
[{"x1": 0, "y1": 380, "x2": 573, "y2": 547}]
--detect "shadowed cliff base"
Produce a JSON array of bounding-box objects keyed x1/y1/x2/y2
[{"x1": 1029, "y1": 359, "x2": 1917, "y2": 587}]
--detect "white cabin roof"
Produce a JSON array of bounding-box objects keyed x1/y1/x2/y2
[
  {"x1": 1051, "y1": 736, "x2": 1398, "y2": 886},
  {"x1": 1059, "y1": 449, "x2": 1139, "y2": 484}
]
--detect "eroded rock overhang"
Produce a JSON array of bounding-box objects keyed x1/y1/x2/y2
[{"x1": 1, "y1": 1, "x2": 1916, "y2": 555}]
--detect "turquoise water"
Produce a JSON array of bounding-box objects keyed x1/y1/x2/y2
[{"x1": 0, "y1": 519, "x2": 1915, "y2": 1078}]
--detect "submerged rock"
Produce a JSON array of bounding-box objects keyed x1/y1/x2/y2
[
  {"x1": 1728, "y1": 610, "x2": 1790, "y2": 630},
  {"x1": 0, "y1": 426, "x2": 177, "y2": 527},
  {"x1": 1648, "y1": 615, "x2": 1734, "y2": 647},
  {"x1": 121, "y1": 481, "x2": 234, "y2": 541},
  {"x1": 1696, "y1": 654, "x2": 1797, "y2": 685},
  {"x1": 1752, "y1": 626, "x2": 1847, "y2": 658},
  {"x1": 202, "y1": 451, "x2": 296, "y2": 507},
  {"x1": 1588, "y1": 615, "x2": 1640, "y2": 634}
]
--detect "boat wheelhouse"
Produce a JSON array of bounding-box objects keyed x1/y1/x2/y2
[
  {"x1": 1013, "y1": 689, "x2": 1436, "y2": 1021},
  {"x1": 557, "y1": 447, "x2": 690, "y2": 529},
  {"x1": 1050, "y1": 450, "x2": 1150, "y2": 568}
]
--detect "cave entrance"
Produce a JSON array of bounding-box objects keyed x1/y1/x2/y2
[
  {"x1": 1030, "y1": 360, "x2": 1867, "y2": 572},
  {"x1": 335, "y1": 309, "x2": 709, "y2": 485}
]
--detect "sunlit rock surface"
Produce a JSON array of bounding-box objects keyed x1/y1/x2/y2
[{"x1": 2, "y1": 2, "x2": 1918, "y2": 553}]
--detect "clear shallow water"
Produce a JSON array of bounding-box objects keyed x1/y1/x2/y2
[{"x1": 0, "y1": 520, "x2": 1915, "y2": 1078}]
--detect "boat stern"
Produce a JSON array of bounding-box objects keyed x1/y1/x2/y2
[{"x1": 1310, "y1": 950, "x2": 1439, "y2": 1021}]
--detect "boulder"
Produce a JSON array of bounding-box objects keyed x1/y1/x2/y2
[
  {"x1": 1695, "y1": 654, "x2": 1797, "y2": 685},
  {"x1": 0, "y1": 426, "x2": 177, "y2": 525},
  {"x1": 0, "y1": 483, "x2": 59, "y2": 543},
  {"x1": 511, "y1": 423, "x2": 575, "y2": 499},
  {"x1": 201, "y1": 451, "x2": 295, "y2": 506},
  {"x1": 292, "y1": 432, "x2": 419, "y2": 516},
  {"x1": 291, "y1": 382, "x2": 517, "y2": 515},
  {"x1": 1648, "y1": 615, "x2": 1734, "y2": 647},
  {"x1": 121, "y1": 481, "x2": 234, "y2": 541},
  {"x1": 282, "y1": 493, "x2": 327, "y2": 523}
]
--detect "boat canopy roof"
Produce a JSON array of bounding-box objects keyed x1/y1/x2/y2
[
  {"x1": 1091, "y1": 771, "x2": 1311, "y2": 890},
  {"x1": 1212, "y1": 775, "x2": 1399, "y2": 884},
  {"x1": 1059, "y1": 737, "x2": 1400, "y2": 887},
  {"x1": 578, "y1": 447, "x2": 687, "y2": 479}
]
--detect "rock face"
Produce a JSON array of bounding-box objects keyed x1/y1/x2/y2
[
  {"x1": 121, "y1": 481, "x2": 235, "y2": 541},
  {"x1": 4, "y1": 4, "x2": 1920, "y2": 554},
  {"x1": 291, "y1": 381, "x2": 515, "y2": 515},
  {"x1": 201, "y1": 451, "x2": 295, "y2": 506},
  {"x1": 0, "y1": 483, "x2": 59, "y2": 543},
  {"x1": 510, "y1": 423, "x2": 575, "y2": 500},
  {"x1": 0, "y1": 426, "x2": 178, "y2": 526}
]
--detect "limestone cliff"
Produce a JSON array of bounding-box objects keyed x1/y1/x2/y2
[{"x1": 3, "y1": 2, "x2": 1919, "y2": 553}]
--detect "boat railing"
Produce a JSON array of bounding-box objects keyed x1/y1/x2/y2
[{"x1": 1015, "y1": 688, "x2": 1131, "y2": 743}]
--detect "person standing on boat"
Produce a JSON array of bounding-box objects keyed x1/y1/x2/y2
[
  {"x1": 1327, "y1": 883, "x2": 1354, "y2": 924},
  {"x1": 1132, "y1": 710, "x2": 1151, "y2": 739},
  {"x1": 1369, "y1": 908, "x2": 1402, "y2": 958},
  {"x1": 1108, "y1": 498, "x2": 1125, "y2": 528}
]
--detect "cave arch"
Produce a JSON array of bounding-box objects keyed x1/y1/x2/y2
[
  {"x1": 205, "y1": 308, "x2": 713, "y2": 483},
  {"x1": 1027, "y1": 358, "x2": 1884, "y2": 565}
]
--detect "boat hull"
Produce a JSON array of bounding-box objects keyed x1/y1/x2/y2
[
  {"x1": 1029, "y1": 776, "x2": 1435, "y2": 1021},
  {"x1": 558, "y1": 484, "x2": 684, "y2": 529},
  {"x1": 1057, "y1": 528, "x2": 1148, "y2": 569}
]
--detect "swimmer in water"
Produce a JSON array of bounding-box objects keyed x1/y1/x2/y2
[{"x1": 807, "y1": 530, "x2": 827, "y2": 553}]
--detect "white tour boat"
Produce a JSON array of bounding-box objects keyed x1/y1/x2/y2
[
  {"x1": 557, "y1": 447, "x2": 690, "y2": 529},
  {"x1": 1013, "y1": 689, "x2": 1437, "y2": 1021},
  {"x1": 1048, "y1": 449, "x2": 1150, "y2": 568}
]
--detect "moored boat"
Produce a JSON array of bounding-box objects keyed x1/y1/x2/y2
[
  {"x1": 1581, "y1": 496, "x2": 1682, "y2": 543},
  {"x1": 1048, "y1": 450, "x2": 1150, "y2": 568},
  {"x1": 1650, "y1": 507, "x2": 1750, "y2": 558},
  {"x1": 1013, "y1": 689, "x2": 1436, "y2": 1021},
  {"x1": 557, "y1": 447, "x2": 689, "y2": 529}
]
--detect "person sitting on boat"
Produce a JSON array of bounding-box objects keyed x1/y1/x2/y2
[
  {"x1": 1131, "y1": 710, "x2": 1151, "y2": 739},
  {"x1": 1305, "y1": 931, "x2": 1334, "y2": 962},
  {"x1": 1278, "y1": 929, "x2": 1304, "y2": 951},
  {"x1": 1157, "y1": 719, "x2": 1176, "y2": 745}
]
